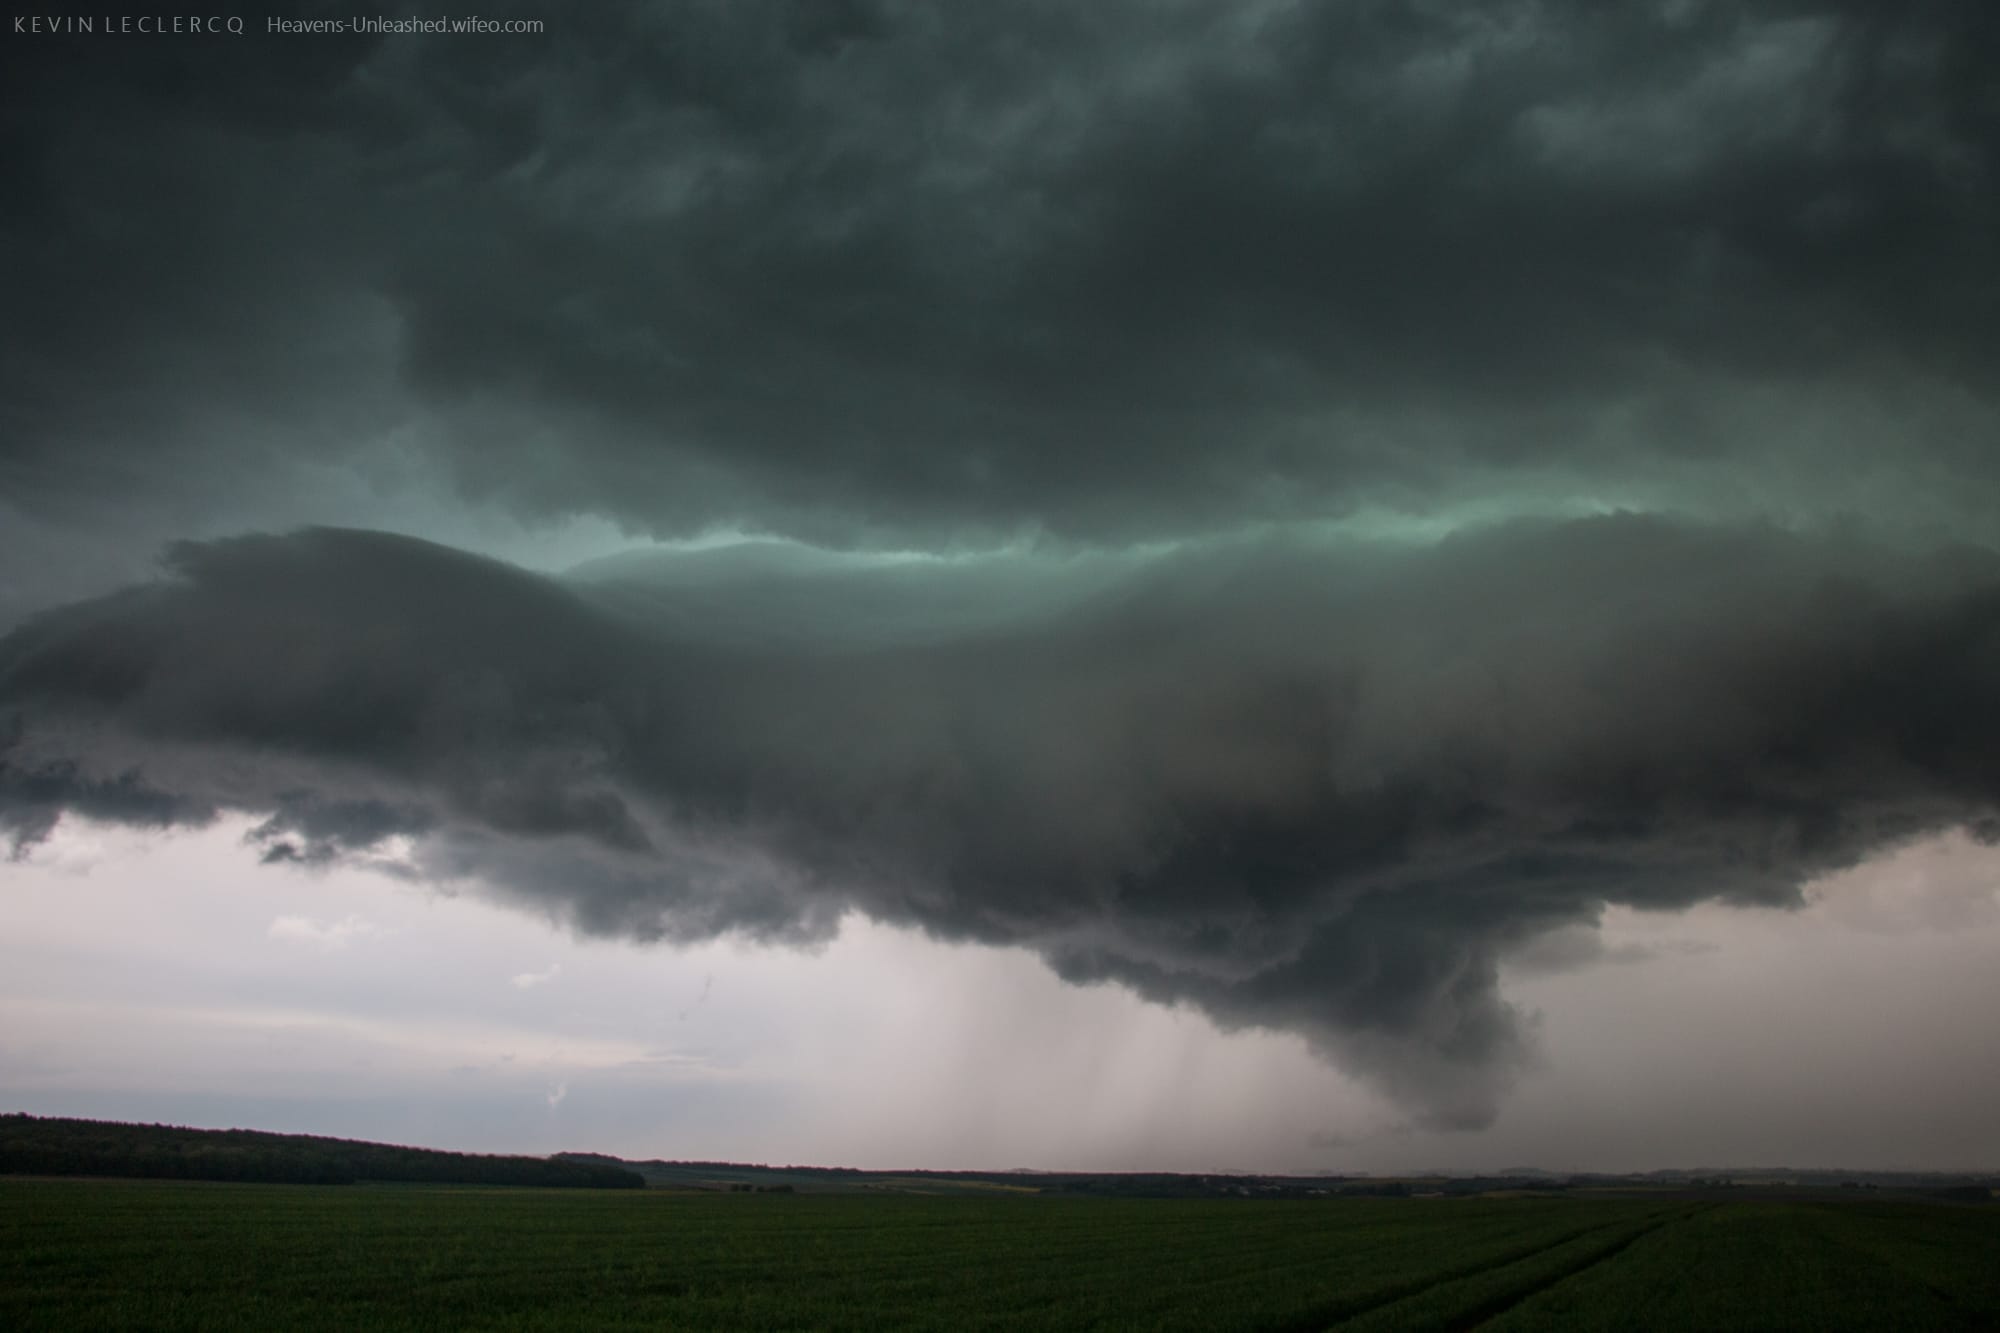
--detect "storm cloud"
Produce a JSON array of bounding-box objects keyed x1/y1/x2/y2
[
  {"x1": 8, "y1": 517, "x2": 2000, "y2": 1125},
  {"x1": 4, "y1": 1, "x2": 1999, "y2": 1132},
  {"x1": 4, "y1": 0, "x2": 1998, "y2": 561}
]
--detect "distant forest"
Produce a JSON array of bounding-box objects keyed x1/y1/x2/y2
[{"x1": 0, "y1": 1115, "x2": 644, "y2": 1188}]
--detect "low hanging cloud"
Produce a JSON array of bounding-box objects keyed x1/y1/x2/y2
[
  {"x1": 268, "y1": 913, "x2": 388, "y2": 952},
  {"x1": 7, "y1": 517, "x2": 2000, "y2": 1127}
]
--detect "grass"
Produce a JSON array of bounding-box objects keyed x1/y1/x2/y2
[
  {"x1": 1485, "y1": 1199, "x2": 2000, "y2": 1330},
  {"x1": 2, "y1": 1178, "x2": 1995, "y2": 1330}
]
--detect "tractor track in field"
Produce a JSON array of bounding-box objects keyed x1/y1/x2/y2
[
  {"x1": 1448, "y1": 1202, "x2": 1717, "y2": 1331},
  {"x1": 1256, "y1": 1207, "x2": 1685, "y2": 1333}
]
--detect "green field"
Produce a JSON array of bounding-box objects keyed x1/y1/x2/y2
[{"x1": 3, "y1": 1179, "x2": 1995, "y2": 1330}]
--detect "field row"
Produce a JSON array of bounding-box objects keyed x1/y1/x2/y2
[{"x1": 3, "y1": 1179, "x2": 1995, "y2": 1330}]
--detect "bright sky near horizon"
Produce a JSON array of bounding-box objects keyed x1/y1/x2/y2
[{"x1": 6, "y1": 815, "x2": 1996, "y2": 1172}]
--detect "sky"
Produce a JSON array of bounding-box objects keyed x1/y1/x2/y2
[{"x1": 1, "y1": 0, "x2": 1997, "y2": 1173}]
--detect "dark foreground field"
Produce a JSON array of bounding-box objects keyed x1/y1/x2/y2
[{"x1": 3, "y1": 1179, "x2": 1995, "y2": 1331}]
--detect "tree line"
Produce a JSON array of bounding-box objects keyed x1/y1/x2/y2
[{"x1": 0, "y1": 1114, "x2": 644, "y2": 1188}]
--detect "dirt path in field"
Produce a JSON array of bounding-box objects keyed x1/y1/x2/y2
[
  {"x1": 1447, "y1": 1203, "x2": 1714, "y2": 1331},
  {"x1": 1261, "y1": 1206, "x2": 1697, "y2": 1333}
]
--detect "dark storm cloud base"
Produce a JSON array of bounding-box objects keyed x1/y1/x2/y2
[
  {"x1": 6, "y1": 518, "x2": 2000, "y2": 1126},
  {"x1": 4, "y1": 0, "x2": 1998, "y2": 1128},
  {"x1": 4, "y1": 1, "x2": 1997, "y2": 550}
]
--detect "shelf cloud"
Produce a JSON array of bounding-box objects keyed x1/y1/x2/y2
[
  {"x1": 8, "y1": 518, "x2": 2000, "y2": 1125},
  {"x1": 3, "y1": 0, "x2": 1998, "y2": 1135}
]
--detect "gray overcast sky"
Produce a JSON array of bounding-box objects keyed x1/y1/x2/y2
[{"x1": 2, "y1": 0, "x2": 1997, "y2": 1170}]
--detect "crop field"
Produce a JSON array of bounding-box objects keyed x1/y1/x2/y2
[{"x1": 3, "y1": 1178, "x2": 1995, "y2": 1330}]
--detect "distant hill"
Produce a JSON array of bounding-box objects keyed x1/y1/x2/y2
[
  {"x1": 554, "y1": 1153, "x2": 1386, "y2": 1198},
  {"x1": 8, "y1": 1117, "x2": 1987, "y2": 1201},
  {"x1": 556, "y1": 1153, "x2": 1995, "y2": 1202},
  {"x1": 0, "y1": 1115, "x2": 643, "y2": 1189}
]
